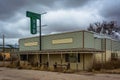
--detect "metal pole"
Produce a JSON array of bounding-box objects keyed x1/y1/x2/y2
[
  {"x1": 39, "y1": 12, "x2": 47, "y2": 51},
  {"x1": 76, "y1": 53, "x2": 78, "y2": 71},
  {"x1": 39, "y1": 15, "x2": 41, "y2": 51},
  {"x1": 3, "y1": 34, "x2": 5, "y2": 66},
  {"x1": 3, "y1": 34, "x2": 5, "y2": 52}
]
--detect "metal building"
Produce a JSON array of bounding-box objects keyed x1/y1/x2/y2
[{"x1": 17, "y1": 30, "x2": 120, "y2": 70}]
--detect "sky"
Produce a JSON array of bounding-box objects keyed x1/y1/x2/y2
[{"x1": 0, "y1": 0, "x2": 120, "y2": 45}]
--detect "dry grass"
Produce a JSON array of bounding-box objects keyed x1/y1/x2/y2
[{"x1": 93, "y1": 59, "x2": 120, "y2": 71}]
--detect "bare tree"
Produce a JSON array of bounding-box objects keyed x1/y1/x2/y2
[{"x1": 87, "y1": 21, "x2": 120, "y2": 40}]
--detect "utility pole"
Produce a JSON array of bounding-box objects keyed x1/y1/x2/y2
[{"x1": 3, "y1": 34, "x2": 5, "y2": 52}]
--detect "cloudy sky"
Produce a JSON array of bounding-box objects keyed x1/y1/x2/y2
[{"x1": 0, "y1": 0, "x2": 120, "y2": 44}]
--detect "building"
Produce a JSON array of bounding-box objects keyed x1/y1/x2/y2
[
  {"x1": 94, "y1": 34, "x2": 120, "y2": 62},
  {"x1": 17, "y1": 30, "x2": 120, "y2": 70},
  {"x1": 0, "y1": 45, "x2": 19, "y2": 60}
]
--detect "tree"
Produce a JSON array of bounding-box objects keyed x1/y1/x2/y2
[{"x1": 87, "y1": 21, "x2": 120, "y2": 40}]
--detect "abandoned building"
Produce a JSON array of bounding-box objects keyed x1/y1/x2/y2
[{"x1": 16, "y1": 30, "x2": 120, "y2": 70}]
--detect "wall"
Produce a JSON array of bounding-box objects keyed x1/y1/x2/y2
[
  {"x1": 19, "y1": 31, "x2": 84, "y2": 51},
  {"x1": 19, "y1": 37, "x2": 39, "y2": 51},
  {"x1": 42, "y1": 31, "x2": 83, "y2": 50},
  {"x1": 84, "y1": 32, "x2": 94, "y2": 48},
  {"x1": 19, "y1": 31, "x2": 97, "y2": 51},
  {"x1": 94, "y1": 38, "x2": 102, "y2": 50},
  {"x1": 40, "y1": 53, "x2": 93, "y2": 70}
]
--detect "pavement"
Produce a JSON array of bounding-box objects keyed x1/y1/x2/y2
[{"x1": 0, "y1": 67, "x2": 120, "y2": 80}]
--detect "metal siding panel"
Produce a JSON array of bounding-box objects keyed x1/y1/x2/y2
[
  {"x1": 94, "y1": 38, "x2": 101, "y2": 50},
  {"x1": 84, "y1": 32, "x2": 94, "y2": 48},
  {"x1": 19, "y1": 31, "x2": 84, "y2": 51},
  {"x1": 42, "y1": 32, "x2": 83, "y2": 50},
  {"x1": 106, "y1": 39, "x2": 111, "y2": 50},
  {"x1": 19, "y1": 37, "x2": 39, "y2": 51}
]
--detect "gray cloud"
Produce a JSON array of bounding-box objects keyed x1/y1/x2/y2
[
  {"x1": 59, "y1": 0, "x2": 91, "y2": 8},
  {"x1": 99, "y1": 0, "x2": 120, "y2": 22},
  {"x1": 0, "y1": 0, "x2": 120, "y2": 44},
  {"x1": 0, "y1": 0, "x2": 93, "y2": 21},
  {"x1": 0, "y1": 0, "x2": 56, "y2": 20}
]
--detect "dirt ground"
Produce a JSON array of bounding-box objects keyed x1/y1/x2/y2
[{"x1": 0, "y1": 67, "x2": 120, "y2": 80}]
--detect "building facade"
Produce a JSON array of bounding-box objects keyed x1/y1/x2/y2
[{"x1": 17, "y1": 30, "x2": 120, "y2": 70}]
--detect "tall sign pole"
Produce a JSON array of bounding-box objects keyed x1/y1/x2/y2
[
  {"x1": 39, "y1": 15, "x2": 42, "y2": 50},
  {"x1": 26, "y1": 11, "x2": 41, "y2": 50}
]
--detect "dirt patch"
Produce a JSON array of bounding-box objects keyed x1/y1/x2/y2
[
  {"x1": 2, "y1": 79, "x2": 11, "y2": 80},
  {"x1": 101, "y1": 69, "x2": 120, "y2": 74}
]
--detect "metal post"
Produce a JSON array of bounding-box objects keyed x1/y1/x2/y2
[
  {"x1": 47, "y1": 53, "x2": 50, "y2": 68},
  {"x1": 39, "y1": 15, "x2": 41, "y2": 51},
  {"x1": 83, "y1": 54, "x2": 85, "y2": 70},
  {"x1": 76, "y1": 53, "x2": 78, "y2": 71},
  {"x1": 48, "y1": 53, "x2": 50, "y2": 63},
  {"x1": 60, "y1": 53, "x2": 63, "y2": 71},
  {"x1": 37, "y1": 54, "x2": 39, "y2": 67},
  {"x1": 27, "y1": 54, "x2": 29, "y2": 65}
]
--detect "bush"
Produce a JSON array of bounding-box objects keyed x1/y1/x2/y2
[
  {"x1": 93, "y1": 59, "x2": 120, "y2": 71},
  {"x1": 93, "y1": 62, "x2": 102, "y2": 71}
]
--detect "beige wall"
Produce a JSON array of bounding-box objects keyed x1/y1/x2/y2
[
  {"x1": 19, "y1": 53, "x2": 95, "y2": 70},
  {"x1": 41, "y1": 54, "x2": 94, "y2": 70},
  {"x1": 105, "y1": 51, "x2": 111, "y2": 61},
  {"x1": 94, "y1": 53, "x2": 102, "y2": 62},
  {"x1": 94, "y1": 50, "x2": 111, "y2": 63},
  {"x1": 84, "y1": 54, "x2": 93, "y2": 70}
]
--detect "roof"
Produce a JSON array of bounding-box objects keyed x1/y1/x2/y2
[
  {"x1": 94, "y1": 33, "x2": 120, "y2": 41},
  {"x1": 13, "y1": 48, "x2": 104, "y2": 54},
  {"x1": 19, "y1": 30, "x2": 94, "y2": 40},
  {"x1": 0, "y1": 45, "x2": 11, "y2": 48},
  {"x1": 0, "y1": 45, "x2": 19, "y2": 49}
]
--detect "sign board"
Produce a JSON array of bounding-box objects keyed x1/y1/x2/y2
[
  {"x1": 30, "y1": 18, "x2": 37, "y2": 34},
  {"x1": 24, "y1": 42, "x2": 38, "y2": 46},
  {"x1": 52, "y1": 38, "x2": 73, "y2": 44},
  {"x1": 26, "y1": 11, "x2": 41, "y2": 34},
  {"x1": 26, "y1": 11, "x2": 40, "y2": 19}
]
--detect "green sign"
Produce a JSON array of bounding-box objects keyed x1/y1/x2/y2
[
  {"x1": 26, "y1": 11, "x2": 40, "y2": 19},
  {"x1": 26, "y1": 11, "x2": 41, "y2": 34},
  {"x1": 30, "y1": 17, "x2": 37, "y2": 34}
]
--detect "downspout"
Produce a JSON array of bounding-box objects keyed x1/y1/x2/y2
[
  {"x1": 111, "y1": 40, "x2": 112, "y2": 60},
  {"x1": 105, "y1": 39, "x2": 106, "y2": 62},
  {"x1": 83, "y1": 31, "x2": 85, "y2": 70}
]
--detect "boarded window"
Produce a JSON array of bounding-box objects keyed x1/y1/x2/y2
[
  {"x1": 65, "y1": 53, "x2": 80, "y2": 63},
  {"x1": 65, "y1": 54, "x2": 69, "y2": 62},
  {"x1": 20, "y1": 55, "x2": 27, "y2": 61}
]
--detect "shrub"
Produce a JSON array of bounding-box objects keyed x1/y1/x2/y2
[{"x1": 93, "y1": 59, "x2": 120, "y2": 71}]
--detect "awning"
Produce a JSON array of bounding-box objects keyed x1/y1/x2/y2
[{"x1": 13, "y1": 48, "x2": 104, "y2": 55}]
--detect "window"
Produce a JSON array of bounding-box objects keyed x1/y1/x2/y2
[
  {"x1": 20, "y1": 55, "x2": 27, "y2": 61},
  {"x1": 65, "y1": 53, "x2": 80, "y2": 63},
  {"x1": 65, "y1": 54, "x2": 69, "y2": 62},
  {"x1": 111, "y1": 53, "x2": 118, "y2": 59}
]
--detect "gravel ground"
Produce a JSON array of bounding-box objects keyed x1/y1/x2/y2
[{"x1": 0, "y1": 67, "x2": 120, "y2": 80}]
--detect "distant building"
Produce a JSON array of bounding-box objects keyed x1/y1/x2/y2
[
  {"x1": 16, "y1": 30, "x2": 120, "y2": 70},
  {"x1": 0, "y1": 45, "x2": 19, "y2": 60}
]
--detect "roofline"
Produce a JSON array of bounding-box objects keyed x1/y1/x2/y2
[
  {"x1": 94, "y1": 34, "x2": 120, "y2": 41},
  {"x1": 19, "y1": 30, "x2": 94, "y2": 40}
]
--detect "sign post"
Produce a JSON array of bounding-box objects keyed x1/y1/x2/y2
[{"x1": 26, "y1": 11, "x2": 42, "y2": 50}]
